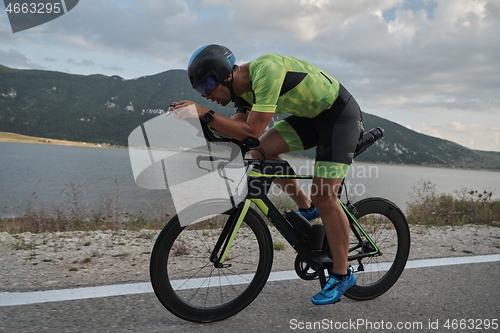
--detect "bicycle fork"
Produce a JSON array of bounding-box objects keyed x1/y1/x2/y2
[{"x1": 209, "y1": 199, "x2": 251, "y2": 268}]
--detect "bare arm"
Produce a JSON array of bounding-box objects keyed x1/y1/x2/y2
[
  {"x1": 170, "y1": 101, "x2": 273, "y2": 141},
  {"x1": 231, "y1": 112, "x2": 248, "y2": 122},
  {"x1": 210, "y1": 110, "x2": 273, "y2": 140}
]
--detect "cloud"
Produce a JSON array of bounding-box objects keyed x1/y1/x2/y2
[
  {"x1": 445, "y1": 121, "x2": 500, "y2": 136},
  {"x1": 0, "y1": 48, "x2": 43, "y2": 69},
  {"x1": 42, "y1": 0, "x2": 195, "y2": 60},
  {"x1": 102, "y1": 64, "x2": 123, "y2": 72},
  {"x1": 419, "y1": 123, "x2": 444, "y2": 139},
  {"x1": 446, "y1": 121, "x2": 468, "y2": 132},
  {"x1": 419, "y1": 121, "x2": 500, "y2": 151},
  {"x1": 1, "y1": 0, "x2": 499, "y2": 151},
  {"x1": 67, "y1": 58, "x2": 95, "y2": 66},
  {"x1": 66, "y1": 57, "x2": 122, "y2": 72},
  {"x1": 262, "y1": 1, "x2": 499, "y2": 108},
  {"x1": 6, "y1": 0, "x2": 499, "y2": 96}
]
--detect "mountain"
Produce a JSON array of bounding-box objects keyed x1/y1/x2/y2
[
  {"x1": 0, "y1": 65, "x2": 219, "y2": 146},
  {"x1": 1, "y1": 65, "x2": 499, "y2": 170}
]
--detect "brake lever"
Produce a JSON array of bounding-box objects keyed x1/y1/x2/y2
[
  {"x1": 217, "y1": 161, "x2": 235, "y2": 182},
  {"x1": 196, "y1": 155, "x2": 212, "y2": 172},
  {"x1": 197, "y1": 164, "x2": 211, "y2": 173},
  {"x1": 218, "y1": 168, "x2": 234, "y2": 183},
  {"x1": 196, "y1": 155, "x2": 231, "y2": 173}
]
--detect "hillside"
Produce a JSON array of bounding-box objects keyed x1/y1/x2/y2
[
  {"x1": 0, "y1": 65, "x2": 222, "y2": 146},
  {"x1": 1, "y1": 65, "x2": 499, "y2": 170}
]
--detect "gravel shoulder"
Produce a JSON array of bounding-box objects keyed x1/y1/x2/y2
[{"x1": 1, "y1": 224, "x2": 499, "y2": 293}]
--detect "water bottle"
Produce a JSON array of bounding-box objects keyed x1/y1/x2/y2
[
  {"x1": 285, "y1": 210, "x2": 313, "y2": 240},
  {"x1": 306, "y1": 225, "x2": 325, "y2": 251},
  {"x1": 354, "y1": 127, "x2": 384, "y2": 157}
]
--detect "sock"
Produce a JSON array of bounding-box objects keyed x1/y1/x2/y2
[
  {"x1": 299, "y1": 203, "x2": 315, "y2": 212},
  {"x1": 330, "y1": 271, "x2": 348, "y2": 281}
]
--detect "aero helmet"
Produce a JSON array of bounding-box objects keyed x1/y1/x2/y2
[{"x1": 187, "y1": 44, "x2": 236, "y2": 96}]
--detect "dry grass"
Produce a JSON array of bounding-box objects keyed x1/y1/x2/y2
[{"x1": 0, "y1": 131, "x2": 103, "y2": 147}]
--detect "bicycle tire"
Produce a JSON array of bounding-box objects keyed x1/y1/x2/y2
[
  {"x1": 344, "y1": 197, "x2": 410, "y2": 300},
  {"x1": 150, "y1": 199, "x2": 273, "y2": 323}
]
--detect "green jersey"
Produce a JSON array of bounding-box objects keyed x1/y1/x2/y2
[{"x1": 236, "y1": 53, "x2": 340, "y2": 118}]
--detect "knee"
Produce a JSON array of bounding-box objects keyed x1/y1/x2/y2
[
  {"x1": 310, "y1": 192, "x2": 335, "y2": 210},
  {"x1": 310, "y1": 183, "x2": 342, "y2": 210},
  {"x1": 311, "y1": 195, "x2": 345, "y2": 218}
]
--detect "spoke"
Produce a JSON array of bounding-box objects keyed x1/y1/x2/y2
[
  {"x1": 166, "y1": 213, "x2": 262, "y2": 309},
  {"x1": 172, "y1": 260, "x2": 213, "y2": 290},
  {"x1": 186, "y1": 265, "x2": 217, "y2": 304},
  {"x1": 351, "y1": 213, "x2": 398, "y2": 285}
]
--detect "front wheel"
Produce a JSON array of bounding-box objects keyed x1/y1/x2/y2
[
  {"x1": 344, "y1": 197, "x2": 410, "y2": 300},
  {"x1": 150, "y1": 200, "x2": 273, "y2": 323}
]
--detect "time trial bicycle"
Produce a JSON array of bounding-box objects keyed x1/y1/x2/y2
[{"x1": 150, "y1": 121, "x2": 411, "y2": 323}]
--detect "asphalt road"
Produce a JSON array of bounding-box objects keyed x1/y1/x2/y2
[{"x1": 1, "y1": 261, "x2": 499, "y2": 333}]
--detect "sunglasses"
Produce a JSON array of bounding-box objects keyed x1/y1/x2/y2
[{"x1": 195, "y1": 76, "x2": 218, "y2": 97}]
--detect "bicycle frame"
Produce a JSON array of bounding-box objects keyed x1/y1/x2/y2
[
  {"x1": 148, "y1": 123, "x2": 411, "y2": 322},
  {"x1": 210, "y1": 157, "x2": 380, "y2": 285}
]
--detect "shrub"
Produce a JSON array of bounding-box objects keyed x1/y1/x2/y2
[
  {"x1": 406, "y1": 179, "x2": 500, "y2": 226},
  {"x1": 0, "y1": 181, "x2": 170, "y2": 234},
  {"x1": 171, "y1": 239, "x2": 191, "y2": 256},
  {"x1": 273, "y1": 241, "x2": 286, "y2": 251}
]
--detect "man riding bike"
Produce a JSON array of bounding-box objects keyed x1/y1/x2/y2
[{"x1": 169, "y1": 44, "x2": 363, "y2": 305}]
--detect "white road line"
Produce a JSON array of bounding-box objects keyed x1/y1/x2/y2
[{"x1": 1, "y1": 254, "x2": 499, "y2": 307}]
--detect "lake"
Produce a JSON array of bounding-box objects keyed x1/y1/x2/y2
[{"x1": 1, "y1": 142, "x2": 499, "y2": 219}]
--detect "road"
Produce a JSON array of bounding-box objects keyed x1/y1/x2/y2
[{"x1": 1, "y1": 257, "x2": 499, "y2": 333}]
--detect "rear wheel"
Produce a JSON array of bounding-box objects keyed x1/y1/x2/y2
[
  {"x1": 150, "y1": 200, "x2": 273, "y2": 323},
  {"x1": 345, "y1": 197, "x2": 410, "y2": 300}
]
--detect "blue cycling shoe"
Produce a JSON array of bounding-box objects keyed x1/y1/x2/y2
[
  {"x1": 297, "y1": 205, "x2": 320, "y2": 221},
  {"x1": 311, "y1": 269, "x2": 357, "y2": 305}
]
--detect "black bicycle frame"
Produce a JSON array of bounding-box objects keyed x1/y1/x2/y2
[{"x1": 208, "y1": 157, "x2": 380, "y2": 284}]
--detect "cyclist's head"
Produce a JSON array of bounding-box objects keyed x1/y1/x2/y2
[{"x1": 187, "y1": 44, "x2": 236, "y2": 97}]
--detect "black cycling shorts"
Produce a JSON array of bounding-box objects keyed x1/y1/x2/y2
[{"x1": 272, "y1": 84, "x2": 363, "y2": 179}]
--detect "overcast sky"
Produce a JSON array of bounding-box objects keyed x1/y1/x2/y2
[{"x1": 1, "y1": 0, "x2": 499, "y2": 152}]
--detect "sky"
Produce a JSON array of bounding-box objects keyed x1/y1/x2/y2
[{"x1": 0, "y1": 0, "x2": 499, "y2": 152}]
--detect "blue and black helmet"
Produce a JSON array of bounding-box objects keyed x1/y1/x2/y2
[{"x1": 187, "y1": 44, "x2": 236, "y2": 91}]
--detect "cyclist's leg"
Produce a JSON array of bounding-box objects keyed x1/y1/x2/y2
[
  {"x1": 263, "y1": 116, "x2": 321, "y2": 209},
  {"x1": 309, "y1": 85, "x2": 363, "y2": 304},
  {"x1": 311, "y1": 177, "x2": 349, "y2": 274},
  {"x1": 251, "y1": 127, "x2": 311, "y2": 208}
]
